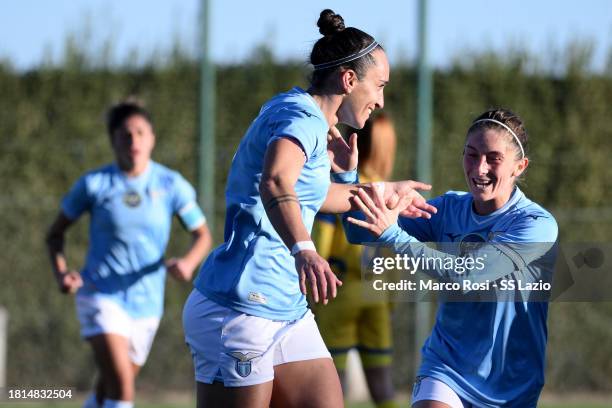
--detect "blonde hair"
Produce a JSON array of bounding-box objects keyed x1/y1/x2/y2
[{"x1": 357, "y1": 113, "x2": 397, "y2": 180}]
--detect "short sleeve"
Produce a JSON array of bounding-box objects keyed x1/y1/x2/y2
[
  {"x1": 493, "y1": 212, "x2": 558, "y2": 244},
  {"x1": 267, "y1": 108, "x2": 320, "y2": 160},
  {"x1": 61, "y1": 176, "x2": 93, "y2": 220},
  {"x1": 172, "y1": 174, "x2": 206, "y2": 230}
]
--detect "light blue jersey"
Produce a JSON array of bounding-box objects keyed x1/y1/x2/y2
[
  {"x1": 62, "y1": 161, "x2": 206, "y2": 318},
  {"x1": 194, "y1": 87, "x2": 330, "y2": 321},
  {"x1": 344, "y1": 186, "x2": 558, "y2": 407}
]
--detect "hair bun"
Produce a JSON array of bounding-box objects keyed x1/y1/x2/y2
[{"x1": 317, "y1": 9, "x2": 345, "y2": 36}]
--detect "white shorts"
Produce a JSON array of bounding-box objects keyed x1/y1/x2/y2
[
  {"x1": 412, "y1": 376, "x2": 470, "y2": 408},
  {"x1": 183, "y1": 289, "x2": 331, "y2": 387},
  {"x1": 75, "y1": 295, "x2": 160, "y2": 366}
]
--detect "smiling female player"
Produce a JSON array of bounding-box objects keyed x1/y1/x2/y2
[
  {"x1": 343, "y1": 108, "x2": 558, "y2": 408},
  {"x1": 182, "y1": 9, "x2": 435, "y2": 408}
]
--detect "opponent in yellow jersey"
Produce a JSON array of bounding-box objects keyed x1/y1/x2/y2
[{"x1": 313, "y1": 114, "x2": 399, "y2": 408}]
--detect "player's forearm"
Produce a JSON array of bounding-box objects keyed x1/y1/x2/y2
[
  {"x1": 51, "y1": 255, "x2": 69, "y2": 277},
  {"x1": 181, "y1": 225, "x2": 212, "y2": 270},
  {"x1": 260, "y1": 176, "x2": 312, "y2": 249},
  {"x1": 320, "y1": 182, "x2": 374, "y2": 213},
  {"x1": 46, "y1": 213, "x2": 76, "y2": 278},
  {"x1": 45, "y1": 233, "x2": 69, "y2": 278}
]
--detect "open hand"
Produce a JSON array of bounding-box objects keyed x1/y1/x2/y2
[
  {"x1": 385, "y1": 180, "x2": 437, "y2": 218},
  {"x1": 347, "y1": 185, "x2": 414, "y2": 237},
  {"x1": 294, "y1": 250, "x2": 342, "y2": 304},
  {"x1": 327, "y1": 126, "x2": 358, "y2": 173}
]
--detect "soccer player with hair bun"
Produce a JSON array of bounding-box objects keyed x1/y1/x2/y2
[{"x1": 182, "y1": 9, "x2": 435, "y2": 408}]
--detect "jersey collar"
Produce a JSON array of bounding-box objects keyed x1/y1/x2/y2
[{"x1": 470, "y1": 186, "x2": 524, "y2": 225}]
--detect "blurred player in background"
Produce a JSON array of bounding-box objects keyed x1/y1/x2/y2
[
  {"x1": 312, "y1": 113, "x2": 399, "y2": 408},
  {"x1": 182, "y1": 9, "x2": 435, "y2": 408},
  {"x1": 343, "y1": 109, "x2": 558, "y2": 408},
  {"x1": 46, "y1": 101, "x2": 212, "y2": 408}
]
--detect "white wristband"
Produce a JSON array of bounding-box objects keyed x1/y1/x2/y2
[{"x1": 291, "y1": 241, "x2": 316, "y2": 256}]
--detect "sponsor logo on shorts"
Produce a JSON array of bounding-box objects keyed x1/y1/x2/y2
[
  {"x1": 227, "y1": 352, "x2": 261, "y2": 378},
  {"x1": 248, "y1": 292, "x2": 267, "y2": 305}
]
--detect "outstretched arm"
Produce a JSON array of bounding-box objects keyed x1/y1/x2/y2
[
  {"x1": 347, "y1": 188, "x2": 557, "y2": 290},
  {"x1": 322, "y1": 126, "x2": 436, "y2": 217},
  {"x1": 321, "y1": 179, "x2": 436, "y2": 217}
]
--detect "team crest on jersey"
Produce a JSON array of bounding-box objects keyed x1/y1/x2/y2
[
  {"x1": 123, "y1": 190, "x2": 142, "y2": 207},
  {"x1": 227, "y1": 352, "x2": 261, "y2": 378},
  {"x1": 460, "y1": 232, "x2": 486, "y2": 243},
  {"x1": 459, "y1": 232, "x2": 486, "y2": 256}
]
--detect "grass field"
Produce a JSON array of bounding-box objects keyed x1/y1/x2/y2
[
  {"x1": 1, "y1": 402, "x2": 611, "y2": 408},
  {"x1": 2, "y1": 391, "x2": 611, "y2": 408}
]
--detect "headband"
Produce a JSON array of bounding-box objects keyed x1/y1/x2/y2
[
  {"x1": 470, "y1": 118, "x2": 525, "y2": 159},
  {"x1": 313, "y1": 41, "x2": 379, "y2": 71}
]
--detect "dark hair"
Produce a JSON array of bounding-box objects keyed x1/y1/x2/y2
[
  {"x1": 106, "y1": 101, "x2": 152, "y2": 136},
  {"x1": 467, "y1": 108, "x2": 528, "y2": 160},
  {"x1": 309, "y1": 9, "x2": 383, "y2": 88},
  {"x1": 355, "y1": 113, "x2": 396, "y2": 179}
]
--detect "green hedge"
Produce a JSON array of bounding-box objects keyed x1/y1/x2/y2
[{"x1": 1, "y1": 50, "x2": 611, "y2": 392}]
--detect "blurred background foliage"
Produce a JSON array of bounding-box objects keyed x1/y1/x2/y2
[{"x1": 1, "y1": 37, "x2": 611, "y2": 394}]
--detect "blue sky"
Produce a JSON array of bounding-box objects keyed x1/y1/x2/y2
[{"x1": 1, "y1": 0, "x2": 611, "y2": 70}]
